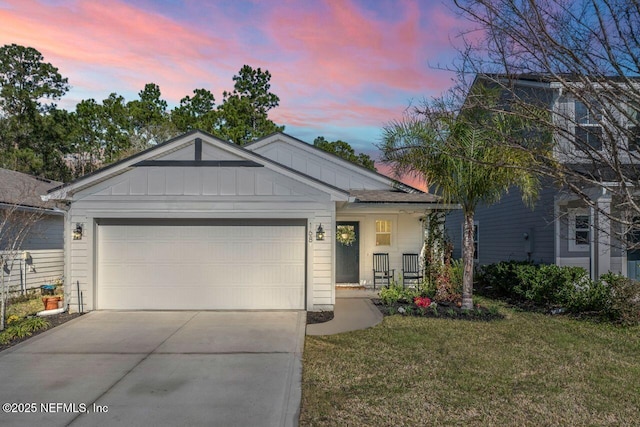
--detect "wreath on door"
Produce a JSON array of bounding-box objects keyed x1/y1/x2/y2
[{"x1": 336, "y1": 225, "x2": 356, "y2": 246}]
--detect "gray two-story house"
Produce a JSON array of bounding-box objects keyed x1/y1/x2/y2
[{"x1": 446, "y1": 74, "x2": 640, "y2": 280}]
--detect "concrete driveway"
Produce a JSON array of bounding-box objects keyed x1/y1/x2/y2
[{"x1": 0, "y1": 311, "x2": 305, "y2": 427}]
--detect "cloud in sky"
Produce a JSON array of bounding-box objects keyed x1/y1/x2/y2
[{"x1": 0, "y1": 0, "x2": 468, "y2": 183}]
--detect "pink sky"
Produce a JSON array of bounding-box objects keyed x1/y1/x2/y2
[{"x1": 0, "y1": 0, "x2": 469, "y2": 189}]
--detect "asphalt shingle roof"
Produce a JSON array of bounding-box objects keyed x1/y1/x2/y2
[
  {"x1": 349, "y1": 190, "x2": 440, "y2": 203},
  {"x1": 0, "y1": 168, "x2": 62, "y2": 209}
]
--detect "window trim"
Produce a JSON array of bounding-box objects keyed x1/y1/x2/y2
[
  {"x1": 568, "y1": 208, "x2": 590, "y2": 252},
  {"x1": 574, "y1": 100, "x2": 603, "y2": 151}
]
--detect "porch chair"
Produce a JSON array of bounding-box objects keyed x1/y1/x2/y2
[
  {"x1": 372, "y1": 253, "x2": 395, "y2": 289},
  {"x1": 402, "y1": 253, "x2": 424, "y2": 288}
]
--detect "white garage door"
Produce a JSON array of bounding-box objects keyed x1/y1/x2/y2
[{"x1": 97, "y1": 221, "x2": 306, "y2": 310}]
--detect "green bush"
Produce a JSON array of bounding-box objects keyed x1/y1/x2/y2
[
  {"x1": 379, "y1": 284, "x2": 404, "y2": 305},
  {"x1": 416, "y1": 280, "x2": 437, "y2": 299},
  {"x1": 516, "y1": 264, "x2": 589, "y2": 306},
  {"x1": 0, "y1": 316, "x2": 50, "y2": 344},
  {"x1": 476, "y1": 260, "x2": 533, "y2": 296},
  {"x1": 475, "y1": 261, "x2": 638, "y2": 322},
  {"x1": 379, "y1": 282, "x2": 424, "y2": 305},
  {"x1": 450, "y1": 259, "x2": 464, "y2": 291},
  {"x1": 601, "y1": 273, "x2": 640, "y2": 325}
]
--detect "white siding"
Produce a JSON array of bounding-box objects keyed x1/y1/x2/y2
[
  {"x1": 65, "y1": 152, "x2": 337, "y2": 312},
  {"x1": 311, "y1": 210, "x2": 335, "y2": 309}
]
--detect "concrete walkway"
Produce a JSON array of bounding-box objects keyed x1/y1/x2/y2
[
  {"x1": 0, "y1": 311, "x2": 304, "y2": 427},
  {"x1": 306, "y1": 288, "x2": 382, "y2": 336}
]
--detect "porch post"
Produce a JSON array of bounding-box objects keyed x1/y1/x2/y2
[{"x1": 596, "y1": 195, "x2": 611, "y2": 278}]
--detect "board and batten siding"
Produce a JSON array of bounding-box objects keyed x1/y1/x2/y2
[
  {"x1": 446, "y1": 183, "x2": 557, "y2": 265},
  {"x1": 65, "y1": 161, "x2": 338, "y2": 312},
  {"x1": 250, "y1": 139, "x2": 390, "y2": 191}
]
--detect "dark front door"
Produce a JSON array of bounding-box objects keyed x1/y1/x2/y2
[{"x1": 336, "y1": 221, "x2": 359, "y2": 283}]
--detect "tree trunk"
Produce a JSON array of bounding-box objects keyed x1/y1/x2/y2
[{"x1": 462, "y1": 210, "x2": 475, "y2": 309}]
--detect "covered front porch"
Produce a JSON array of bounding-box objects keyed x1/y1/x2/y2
[
  {"x1": 334, "y1": 190, "x2": 454, "y2": 288},
  {"x1": 554, "y1": 190, "x2": 628, "y2": 279}
]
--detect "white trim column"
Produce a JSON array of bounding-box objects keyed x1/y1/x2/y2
[{"x1": 596, "y1": 195, "x2": 612, "y2": 278}]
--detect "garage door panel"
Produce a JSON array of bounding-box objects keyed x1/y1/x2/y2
[{"x1": 97, "y1": 223, "x2": 305, "y2": 310}]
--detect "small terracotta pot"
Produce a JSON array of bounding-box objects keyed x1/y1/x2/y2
[{"x1": 43, "y1": 296, "x2": 62, "y2": 310}]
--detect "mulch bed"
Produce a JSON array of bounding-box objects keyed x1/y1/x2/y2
[
  {"x1": 0, "y1": 312, "x2": 82, "y2": 352},
  {"x1": 306, "y1": 311, "x2": 334, "y2": 324},
  {"x1": 372, "y1": 298, "x2": 504, "y2": 321}
]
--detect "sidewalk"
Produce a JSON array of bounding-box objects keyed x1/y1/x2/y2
[{"x1": 306, "y1": 288, "x2": 382, "y2": 336}]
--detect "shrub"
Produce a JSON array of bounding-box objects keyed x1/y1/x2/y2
[
  {"x1": 0, "y1": 316, "x2": 50, "y2": 344},
  {"x1": 450, "y1": 258, "x2": 464, "y2": 290},
  {"x1": 379, "y1": 283, "x2": 419, "y2": 305},
  {"x1": 22, "y1": 317, "x2": 50, "y2": 332},
  {"x1": 515, "y1": 264, "x2": 589, "y2": 306},
  {"x1": 476, "y1": 260, "x2": 533, "y2": 296},
  {"x1": 379, "y1": 284, "x2": 404, "y2": 305},
  {"x1": 601, "y1": 273, "x2": 640, "y2": 325},
  {"x1": 432, "y1": 260, "x2": 463, "y2": 303},
  {"x1": 476, "y1": 261, "x2": 629, "y2": 321},
  {"x1": 560, "y1": 276, "x2": 611, "y2": 314},
  {"x1": 417, "y1": 279, "x2": 437, "y2": 299}
]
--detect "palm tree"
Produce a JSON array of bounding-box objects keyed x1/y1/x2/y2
[{"x1": 380, "y1": 91, "x2": 542, "y2": 309}]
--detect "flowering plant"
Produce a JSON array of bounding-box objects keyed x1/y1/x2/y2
[{"x1": 414, "y1": 296, "x2": 432, "y2": 308}]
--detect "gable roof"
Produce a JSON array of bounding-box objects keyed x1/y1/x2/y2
[
  {"x1": 44, "y1": 130, "x2": 351, "y2": 201},
  {"x1": 0, "y1": 168, "x2": 62, "y2": 210},
  {"x1": 246, "y1": 132, "x2": 424, "y2": 194}
]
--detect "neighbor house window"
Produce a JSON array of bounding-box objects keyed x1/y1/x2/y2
[
  {"x1": 569, "y1": 208, "x2": 590, "y2": 251},
  {"x1": 575, "y1": 100, "x2": 603, "y2": 151},
  {"x1": 375, "y1": 220, "x2": 392, "y2": 246}
]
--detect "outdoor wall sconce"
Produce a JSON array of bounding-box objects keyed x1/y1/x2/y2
[
  {"x1": 73, "y1": 223, "x2": 83, "y2": 240},
  {"x1": 316, "y1": 224, "x2": 325, "y2": 241}
]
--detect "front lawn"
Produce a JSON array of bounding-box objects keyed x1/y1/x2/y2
[{"x1": 301, "y1": 301, "x2": 640, "y2": 426}]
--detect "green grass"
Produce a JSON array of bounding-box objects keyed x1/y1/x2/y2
[{"x1": 301, "y1": 301, "x2": 640, "y2": 426}]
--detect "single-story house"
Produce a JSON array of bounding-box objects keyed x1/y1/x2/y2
[
  {"x1": 0, "y1": 168, "x2": 64, "y2": 294},
  {"x1": 44, "y1": 130, "x2": 452, "y2": 312}
]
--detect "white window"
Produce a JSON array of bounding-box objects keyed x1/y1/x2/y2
[
  {"x1": 569, "y1": 208, "x2": 590, "y2": 251},
  {"x1": 575, "y1": 100, "x2": 603, "y2": 151},
  {"x1": 375, "y1": 220, "x2": 392, "y2": 246}
]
